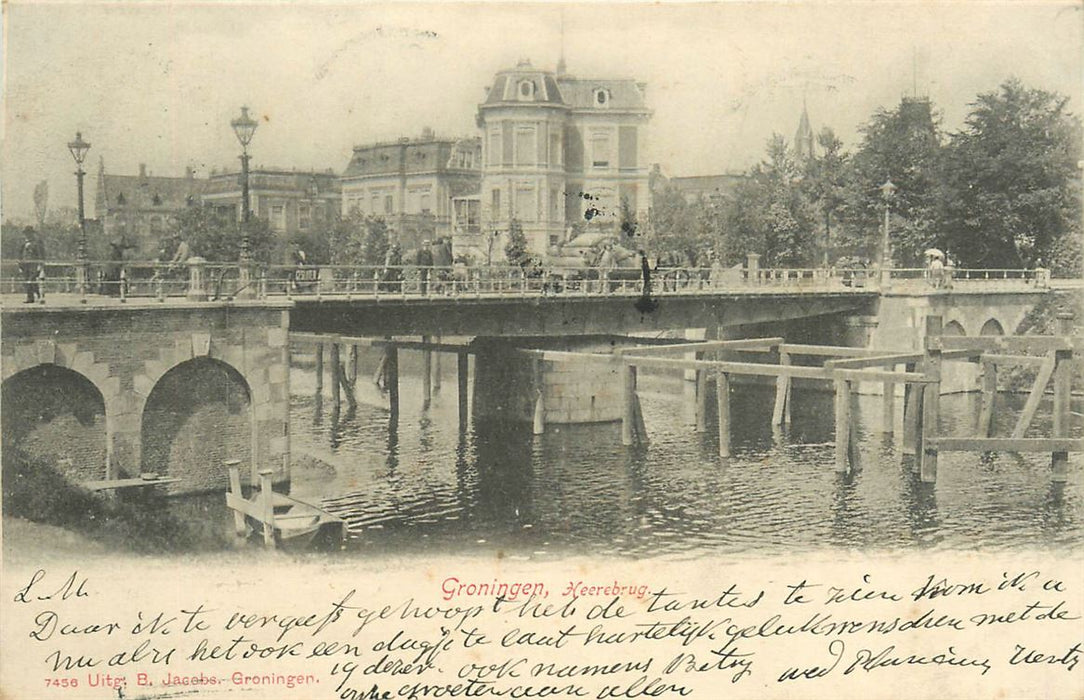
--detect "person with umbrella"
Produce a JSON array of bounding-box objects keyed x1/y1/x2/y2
[{"x1": 925, "y1": 248, "x2": 945, "y2": 289}]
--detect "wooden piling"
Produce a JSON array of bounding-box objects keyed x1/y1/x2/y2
[
  {"x1": 1052, "y1": 313, "x2": 1074, "y2": 480},
  {"x1": 633, "y1": 387, "x2": 649, "y2": 446},
  {"x1": 716, "y1": 370, "x2": 731, "y2": 457},
  {"x1": 834, "y1": 378, "x2": 851, "y2": 472},
  {"x1": 314, "y1": 343, "x2": 324, "y2": 396},
  {"x1": 330, "y1": 343, "x2": 341, "y2": 407},
  {"x1": 433, "y1": 347, "x2": 442, "y2": 394},
  {"x1": 386, "y1": 344, "x2": 399, "y2": 422},
  {"x1": 258, "y1": 469, "x2": 275, "y2": 549},
  {"x1": 349, "y1": 344, "x2": 358, "y2": 383},
  {"x1": 977, "y1": 360, "x2": 997, "y2": 438},
  {"x1": 695, "y1": 358, "x2": 708, "y2": 434},
  {"x1": 882, "y1": 369, "x2": 895, "y2": 435},
  {"x1": 226, "y1": 460, "x2": 246, "y2": 537},
  {"x1": 421, "y1": 335, "x2": 432, "y2": 408},
  {"x1": 920, "y1": 315, "x2": 942, "y2": 483},
  {"x1": 532, "y1": 358, "x2": 546, "y2": 435},
  {"x1": 622, "y1": 364, "x2": 637, "y2": 446},
  {"x1": 772, "y1": 349, "x2": 791, "y2": 425},
  {"x1": 457, "y1": 352, "x2": 469, "y2": 431},
  {"x1": 902, "y1": 362, "x2": 920, "y2": 456}
]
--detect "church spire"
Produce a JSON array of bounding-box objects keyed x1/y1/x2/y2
[
  {"x1": 794, "y1": 98, "x2": 814, "y2": 161},
  {"x1": 556, "y1": 9, "x2": 567, "y2": 76}
]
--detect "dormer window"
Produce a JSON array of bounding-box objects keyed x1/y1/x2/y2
[
  {"x1": 117, "y1": 193, "x2": 126, "y2": 205},
  {"x1": 519, "y1": 80, "x2": 536, "y2": 100},
  {"x1": 152, "y1": 193, "x2": 162, "y2": 205},
  {"x1": 594, "y1": 88, "x2": 611, "y2": 107}
]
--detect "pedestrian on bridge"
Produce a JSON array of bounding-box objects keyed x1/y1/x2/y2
[
  {"x1": 416, "y1": 240, "x2": 434, "y2": 294},
  {"x1": 18, "y1": 228, "x2": 43, "y2": 304}
]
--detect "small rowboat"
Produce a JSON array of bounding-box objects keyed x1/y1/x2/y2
[{"x1": 224, "y1": 461, "x2": 345, "y2": 551}]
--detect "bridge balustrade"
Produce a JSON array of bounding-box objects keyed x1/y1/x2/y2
[{"x1": 0, "y1": 259, "x2": 1052, "y2": 304}]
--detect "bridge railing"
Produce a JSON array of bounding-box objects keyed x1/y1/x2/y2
[
  {"x1": 883, "y1": 267, "x2": 1049, "y2": 291},
  {"x1": 0, "y1": 259, "x2": 1053, "y2": 303}
]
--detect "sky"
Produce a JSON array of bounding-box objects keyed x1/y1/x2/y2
[{"x1": 2, "y1": 1, "x2": 1081, "y2": 221}]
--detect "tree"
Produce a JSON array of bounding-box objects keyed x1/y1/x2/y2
[
  {"x1": 166, "y1": 205, "x2": 274, "y2": 264},
  {"x1": 719, "y1": 134, "x2": 818, "y2": 267},
  {"x1": 504, "y1": 218, "x2": 530, "y2": 267},
  {"x1": 361, "y1": 217, "x2": 390, "y2": 266},
  {"x1": 939, "y1": 79, "x2": 1082, "y2": 271},
  {"x1": 845, "y1": 98, "x2": 943, "y2": 266},
  {"x1": 646, "y1": 184, "x2": 710, "y2": 262},
  {"x1": 802, "y1": 128, "x2": 849, "y2": 265},
  {"x1": 32, "y1": 181, "x2": 48, "y2": 229}
]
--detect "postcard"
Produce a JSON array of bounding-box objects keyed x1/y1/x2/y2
[{"x1": 2, "y1": 2, "x2": 1081, "y2": 699}]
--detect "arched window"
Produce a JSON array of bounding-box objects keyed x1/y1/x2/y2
[{"x1": 980, "y1": 319, "x2": 1004, "y2": 336}]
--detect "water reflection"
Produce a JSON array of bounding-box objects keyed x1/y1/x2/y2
[{"x1": 287, "y1": 365, "x2": 1082, "y2": 559}]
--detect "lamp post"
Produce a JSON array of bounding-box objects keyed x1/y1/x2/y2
[
  {"x1": 879, "y1": 178, "x2": 897, "y2": 272},
  {"x1": 68, "y1": 132, "x2": 91, "y2": 298},
  {"x1": 231, "y1": 106, "x2": 258, "y2": 294}
]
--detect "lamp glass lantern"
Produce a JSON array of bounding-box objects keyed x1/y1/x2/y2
[
  {"x1": 68, "y1": 131, "x2": 91, "y2": 166},
  {"x1": 230, "y1": 107, "x2": 258, "y2": 150}
]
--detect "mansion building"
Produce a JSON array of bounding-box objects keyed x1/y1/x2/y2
[
  {"x1": 474, "y1": 59, "x2": 652, "y2": 257},
  {"x1": 340, "y1": 130, "x2": 482, "y2": 251}
]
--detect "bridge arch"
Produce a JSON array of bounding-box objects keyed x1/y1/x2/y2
[
  {"x1": 942, "y1": 320, "x2": 967, "y2": 336},
  {"x1": 980, "y1": 318, "x2": 1005, "y2": 336},
  {"x1": 140, "y1": 357, "x2": 253, "y2": 492},
  {"x1": 2, "y1": 365, "x2": 108, "y2": 483}
]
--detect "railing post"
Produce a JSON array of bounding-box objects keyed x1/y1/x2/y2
[
  {"x1": 37, "y1": 266, "x2": 46, "y2": 305},
  {"x1": 745, "y1": 253, "x2": 760, "y2": 286},
  {"x1": 186, "y1": 256, "x2": 208, "y2": 301},
  {"x1": 1052, "y1": 313, "x2": 1074, "y2": 480},
  {"x1": 920, "y1": 315, "x2": 942, "y2": 483},
  {"x1": 119, "y1": 266, "x2": 127, "y2": 303}
]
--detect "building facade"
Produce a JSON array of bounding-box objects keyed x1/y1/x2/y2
[
  {"x1": 476, "y1": 60, "x2": 652, "y2": 258},
  {"x1": 201, "y1": 168, "x2": 341, "y2": 237},
  {"x1": 95, "y1": 161, "x2": 207, "y2": 258},
  {"x1": 339, "y1": 131, "x2": 481, "y2": 251}
]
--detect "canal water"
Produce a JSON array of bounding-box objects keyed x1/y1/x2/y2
[{"x1": 282, "y1": 355, "x2": 1083, "y2": 559}]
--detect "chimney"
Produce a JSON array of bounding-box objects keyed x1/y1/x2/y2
[
  {"x1": 184, "y1": 166, "x2": 194, "y2": 179},
  {"x1": 421, "y1": 126, "x2": 435, "y2": 141},
  {"x1": 139, "y1": 163, "x2": 147, "y2": 177}
]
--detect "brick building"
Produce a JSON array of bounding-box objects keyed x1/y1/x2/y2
[
  {"x1": 95, "y1": 160, "x2": 207, "y2": 258},
  {"x1": 339, "y1": 130, "x2": 481, "y2": 251}
]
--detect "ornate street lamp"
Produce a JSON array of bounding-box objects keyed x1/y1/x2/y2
[
  {"x1": 879, "y1": 178, "x2": 897, "y2": 270},
  {"x1": 231, "y1": 107, "x2": 258, "y2": 293},
  {"x1": 68, "y1": 131, "x2": 91, "y2": 297}
]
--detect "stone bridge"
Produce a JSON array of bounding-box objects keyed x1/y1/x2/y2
[
  {"x1": 1, "y1": 301, "x2": 291, "y2": 492},
  {"x1": 0, "y1": 263, "x2": 1057, "y2": 494}
]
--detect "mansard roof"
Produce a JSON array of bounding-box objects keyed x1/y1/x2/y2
[
  {"x1": 98, "y1": 173, "x2": 207, "y2": 212},
  {"x1": 480, "y1": 61, "x2": 649, "y2": 114},
  {"x1": 482, "y1": 61, "x2": 566, "y2": 106}
]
